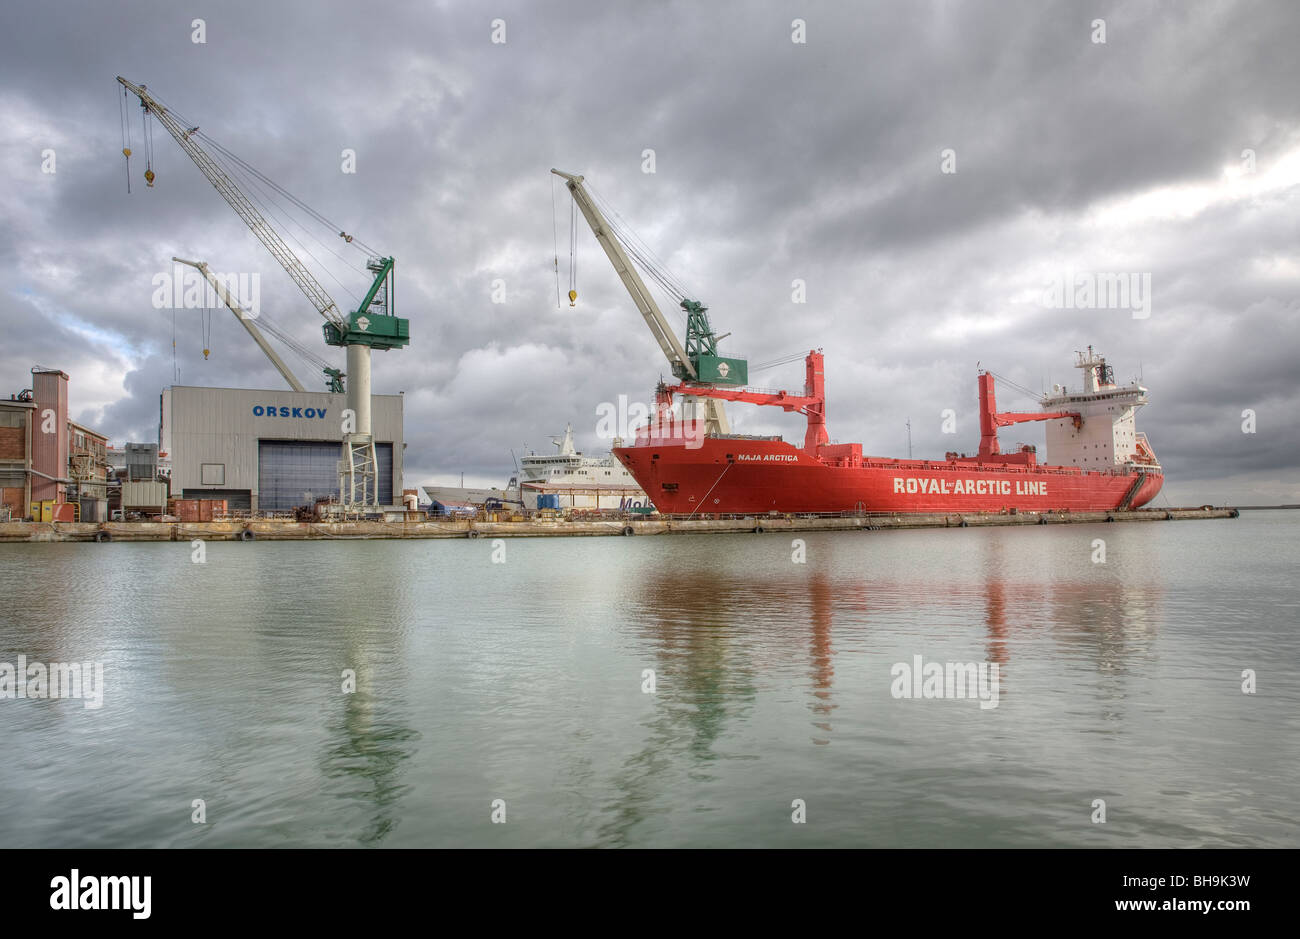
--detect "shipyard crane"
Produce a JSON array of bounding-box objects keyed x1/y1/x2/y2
[
  {"x1": 975, "y1": 372, "x2": 1080, "y2": 460},
  {"x1": 118, "y1": 77, "x2": 408, "y2": 511},
  {"x1": 652, "y1": 349, "x2": 830, "y2": 454},
  {"x1": 171, "y1": 257, "x2": 344, "y2": 393},
  {"x1": 551, "y1": 169, "x2": 748, "y2": 437}
]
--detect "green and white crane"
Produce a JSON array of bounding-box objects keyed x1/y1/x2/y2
[
  {"x1": 118, "y1": 77, "x2": 408, "y2": 511},
  {"x1": 551, "y1": 169, "x2": 747, "y2": 437}
]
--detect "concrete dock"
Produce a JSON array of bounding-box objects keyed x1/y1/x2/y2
[{"x1": 0, "y1": 507, "x2": 1239, "y2": 542}]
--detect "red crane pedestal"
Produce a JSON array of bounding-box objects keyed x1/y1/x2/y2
[{"x1": 976, "y1": 372, "x2": 1080, "y2": 462}]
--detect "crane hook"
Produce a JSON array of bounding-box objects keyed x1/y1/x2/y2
[
  {"x1": 568, "y1": 289, "x2": 577, "y2": 307},
  {"x1": 144, "y1": 166, "x2": 155, "y2": 187}
]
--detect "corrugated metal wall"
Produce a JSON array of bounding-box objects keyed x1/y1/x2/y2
[
  {"x1": 257, "y1": 441, "x2": 394, "y2": 511},
  {"x1": 164, "y1": 386, "x2": 404, "y2": 508}
]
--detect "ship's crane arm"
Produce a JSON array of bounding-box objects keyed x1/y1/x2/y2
[
  {"x1": 550, "y1": 169, "x2": 694, "y2": 379},
  {"x1": 993, "y1": 411, "x2": 1081, "y2": 428},
  {"x1": 656, "y1": 350, "x2": 829, "y2": 453},
  {"x1": 117, "y1": 77, "x2": 347, "y2": 332},
  {"x1": 978, "y1": 372, "x2": 1080, "y2": 458}
]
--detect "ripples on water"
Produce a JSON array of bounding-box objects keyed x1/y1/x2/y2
[{"x1": 0, "y1": 512, "x2": 1296, "y2": 847}]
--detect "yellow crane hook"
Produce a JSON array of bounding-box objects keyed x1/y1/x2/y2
[{"x1": 568, "y1": 289, "x2": 577, "y2": 307}]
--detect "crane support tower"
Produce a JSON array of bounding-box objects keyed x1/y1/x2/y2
[{"x1": 118, "y1": 77, "x2": 408, "y2": 511}]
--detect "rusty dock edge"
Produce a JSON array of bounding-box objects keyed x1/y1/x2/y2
[{"x1": 0, "y1": 507, "x2": 1239, "y2": 542}]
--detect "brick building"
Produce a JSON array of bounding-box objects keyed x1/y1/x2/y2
[{"x1": 1, "y1": 368, "x2": 110, "y2": 521}]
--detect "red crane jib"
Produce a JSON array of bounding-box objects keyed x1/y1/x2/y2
[
  {"x1": 976, "y1": 372, "x2": 1080, "y2": 461},
  {"x1": 659, "y1": 350, "x2": 829, "y2": 453},
  {"x1": 652, "y1": 358, "x2": 1080, "y2": 468}
]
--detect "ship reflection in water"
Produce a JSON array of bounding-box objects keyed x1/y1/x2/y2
[
  {"x1": 578, "y1": 527, "x2": 1179, "y2": 846},
  {"x1": 622, "y1": 530, "x2": 1165, "y2": 742},
  {"x1": 2, "y1": 513, "x2": 1294, "y2": 849}
]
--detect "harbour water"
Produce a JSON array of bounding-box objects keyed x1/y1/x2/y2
[{"x1": 1, "y1": 511, "x2": 1295, "y2": 848}]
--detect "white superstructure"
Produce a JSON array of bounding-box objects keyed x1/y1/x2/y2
[
  {"x1": 422, "y1": 424, "x2": 652, "y2": 513},
  {"x1": 1040, "y1": 348, "x2": 1161, "y2": 471}
]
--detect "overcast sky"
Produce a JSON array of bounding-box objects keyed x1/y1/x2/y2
[{"x1": 2, "y1": 0, "x2": 1297, "y2": 504}]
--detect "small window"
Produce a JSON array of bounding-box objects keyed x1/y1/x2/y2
[
  {"x1": 661, "y1": 483, "x2": 678, "y2": 491},
  {"x1": 201, "y1": 463, "x2": 226, "y2": 485}
]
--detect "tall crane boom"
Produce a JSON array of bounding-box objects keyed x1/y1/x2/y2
[
  {"x1": 118, "y1": 77, "x2": 345, "y2": 331},
  {"x1": 551, "y1": 169, "x2": 694, "y2": 379},
  {"x1": 172, "y1": 257, "x2": 308, "y2": 392},
  {"x1": 552, "y1": 169, "x2": 744, "y2": 436}
]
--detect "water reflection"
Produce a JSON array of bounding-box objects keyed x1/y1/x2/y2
[{"x1": 316, "y1": 598, "x2": 420, "y2": 846}]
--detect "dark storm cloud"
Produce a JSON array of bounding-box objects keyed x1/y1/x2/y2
[{"x1": 1, "y1": 0, "x2": 1297, "y2": 504}]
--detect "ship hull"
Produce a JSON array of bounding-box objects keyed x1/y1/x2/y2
[{"x1": 614, "y1": 436, "x2": 1163, "y2": 515}]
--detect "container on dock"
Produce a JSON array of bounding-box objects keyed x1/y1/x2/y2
[
  {"x1": 123, "y1": 480, "x2": 168, "y2": 514},
  {"x1": 168, "y1": 498, "x2": 200, "y2": 522},
  {"x1": 197, "y1": 499, "x2": 227, "y2": 521}
]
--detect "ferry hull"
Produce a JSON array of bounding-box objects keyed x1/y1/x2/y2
[{"x1": 614, "y1": 437, "x2": 1163, "y2": 515}]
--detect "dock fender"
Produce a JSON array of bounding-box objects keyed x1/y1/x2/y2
[
  {"x1": 1165, "y1": 512, "x2": 1174, "y2": 520},
  {"x1": 622, "y1": 526, "x2": 635, "y2": 536},
  {"x1": 1230, "y1": 508, "x2": 1240, "y2": 518},
  {"x1": 467, "y1": 529, "x2": 481, "y2": 539},
  {"x1": 93, "y1": 530, "x2": 111, "y2": 543},
  {"x1": 1105, "y1": 515, "x2": 1114, "y2": 523},
  {"x1": 958, "y1": 519, "x2": 968, "y2": 528},
  {"x1": 239, "y1": 528, "x2": 255, "y2": 542},
  {"x1": 1038, "y1": 516, "x2": 1048, "y2": 525},
  {"x1": 753, "y1": 525, "x2": 765, "y2": 534}
]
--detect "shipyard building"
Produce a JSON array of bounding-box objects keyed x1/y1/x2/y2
[
  {"x1": 161, "y1": 386, "x2": 404, "y2": 513},
  {"x1": 1, "y1": 367, "x2": 110, "y2": 521}
]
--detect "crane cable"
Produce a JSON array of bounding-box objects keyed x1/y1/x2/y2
[
  {"x1": 568, "y1": 197, "x2": 578, "y2": 306},
  {"x1": 195, "y1": 128, "x2": 380, "y2": 258},
  {"x1": 550, "y1": 175, "x2": 561, "y2": 310},
  {"x1": 751, "y1": 349, "x2": 810, "y2": 372},
  {"x1": 129, "y1": 85, "x2": 380, "y2": 312},
  {"x1": 118, "y1": 86, "x2": 133, "y2": 193},
  {"x1": 986, "y1": 368, "x2": 1041, "y2": 402},
  {"x1": 150, "y1": 82, "x2": 381, "y2": 257},
  {"x1": 215, "y1": 152, "x2": 364, "y2": 308},
  {"x1": 586, "y1": 183, "x2": 695, "y2": 327},
  {"x1": 588, "y1": 182, "x2": 694, "y2": 304},
  {"x1": 142, "y1": 103, "x2": 155, "y2": 187}
]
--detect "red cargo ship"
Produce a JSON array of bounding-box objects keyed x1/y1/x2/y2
[{"x1": 614, "y1": 347, "x2": 1163, "y2": 515}]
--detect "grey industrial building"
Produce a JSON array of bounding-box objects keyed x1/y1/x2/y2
[{"x1": 161, "y1": 386, "x2": 404, "y2": 512}]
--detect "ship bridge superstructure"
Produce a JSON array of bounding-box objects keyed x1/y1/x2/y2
[{"x1": 1040, "y1": 347, "x2": 1160, "y2": 472}]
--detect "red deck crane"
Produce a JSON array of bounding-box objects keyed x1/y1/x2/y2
[{"x1": 975, "y1": 372, "x2": 1080, "y2": 460}]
